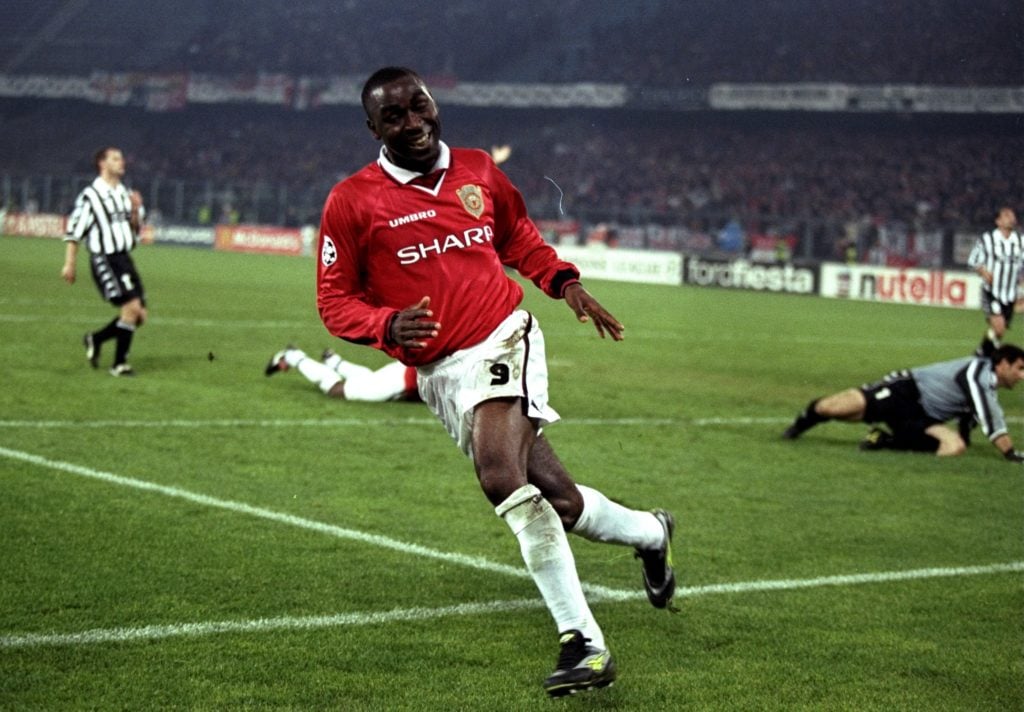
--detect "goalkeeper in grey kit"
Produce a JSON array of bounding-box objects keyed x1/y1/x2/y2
[{"x1": 783, "y1": 345, "x2": 1024, "y2": 462}]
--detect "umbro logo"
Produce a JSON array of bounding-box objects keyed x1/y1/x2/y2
[{"x1": 388, "y1": 209, "x2": 437, "y2": 228}]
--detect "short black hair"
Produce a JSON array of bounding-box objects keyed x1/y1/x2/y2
[
  {"x1": 93, "y1": 146, "x2": 117, "y2": 171},
  {"x1": 361, "y1": 66, "x2": 423, "y2": 116},
  {"x1": 992, "y1": 344, "x2": 1024, "y2": 365}
]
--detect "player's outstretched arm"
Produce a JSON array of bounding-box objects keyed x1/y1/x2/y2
[{"x1": 564, "y1": 283, "x2": 624, "y2": 341}]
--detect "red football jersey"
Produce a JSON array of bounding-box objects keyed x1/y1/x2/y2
[{"x1": 317, "y1": 145, "x2": 579, "y2": 366}]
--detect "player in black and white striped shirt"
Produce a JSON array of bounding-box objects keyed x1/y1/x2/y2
[
  {"x1": 967, "y1": 207, "x2": 1022, "y2": 355},
  {"x1": 61, "y1": 147, "x2": 146, "y2": 376}
]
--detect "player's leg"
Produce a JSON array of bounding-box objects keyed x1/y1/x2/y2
[
  {"x1": 862, "y1": 422, "x2": 962, "y2": 456},
  {"x1": 322, "y1": 348, "x2": 375, "y2": 381},
  {"x1": 475, "y1": 400, "x2": 613, "y2": 696},
  {"x1": 83, "y1": 318, "x2": 117, "y2": 369},
  {"x1": 83, "y1": 254, "x2": 122, "y2": 368},
  {"x1": 924, "y1": 424, "x2": 966, "y2": 456},
  {"x1": 265, "y1": 347, "x2": 342, "y2": 395},
  {"x1": 476, "y1": 400, "x2": 600, "y2": 644},
  {"x1": 979, "y1": 295, "x2": 1008, "y2": 355},
  {"x1": 340, "y1": 361, "x2": 415, "y2": 402},
  {"x1": 989, "y1": 312, "x2": 1007, "y2": 343},
  {"x1": 418, "y1": 311, "x2": 615, "y2": 695},
  {"x1": 100, "y1": 255, "x2": 146, "y2": 375},
  {"x1": 783, "y1": 387, "x2": 867, "y2": 438},
  {"x1": 816, "y1": 388, "x2": 868, "y2": 420},
  {"x1": 110, "y1": 296, "x2": 145, "y2": 375},
  {"x1": 527, "y1": 436, "x2": 675, "y2": 609}
]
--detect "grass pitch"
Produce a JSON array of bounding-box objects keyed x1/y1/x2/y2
[{"x1": 1, "y1": 236, "x2": 1021, "y2": 710}]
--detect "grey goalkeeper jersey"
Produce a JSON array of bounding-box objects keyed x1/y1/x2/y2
[{"x1": 911, "y1": 357, "x2": 1006, "y2": 441}]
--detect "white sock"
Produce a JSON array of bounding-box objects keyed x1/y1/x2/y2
[
  {"x1": 496, "y1": 484, "x2": 605, "y2": 649},
  {"x1": 571, "y1": 484, "x2": 664, "y2": 550},
  {"x1": 285, "y1": 349, "x2": 341, "y2": 394}
]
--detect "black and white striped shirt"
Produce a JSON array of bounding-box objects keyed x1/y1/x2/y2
[
  {"x1": 912, "y1": 356, "x2": 1007, "y2": 441},
  {"x1": 967, "y1": 229, "x2": 1024, "y2": 303},
  {"x1": 65, "y1": 177, "x2": 141, "y2": 254}
]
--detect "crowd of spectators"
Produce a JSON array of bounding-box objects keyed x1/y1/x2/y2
[
  {"x1": 3, "y1": 0, "x2": 1020, "y2": 86},
  {"x1": 2, "y1": 2, "x2": 1017, "y2": 270},
  {"x1": 2, "y1": 102, "x2": 1018, "y2": 241}
]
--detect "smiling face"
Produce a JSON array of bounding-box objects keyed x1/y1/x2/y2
[{"x1": 364, "y1": 73, "x2": 442, "y2": 174}]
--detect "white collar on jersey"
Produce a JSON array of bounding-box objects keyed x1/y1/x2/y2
[
  {"x1": 91, "y1": 176, "x2": 125, "y2": 196},
  {"x1": 377, "y1": 141, "x2": 451, "y2": 195}
]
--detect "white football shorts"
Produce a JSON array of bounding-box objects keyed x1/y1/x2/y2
[{"x1": 416, "y1": 309, "x2": 560, "y2": 458}]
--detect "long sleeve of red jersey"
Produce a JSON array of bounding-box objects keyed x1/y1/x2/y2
[{"x1": 316, "y1": 185, "x2": 398, "y2": 354}]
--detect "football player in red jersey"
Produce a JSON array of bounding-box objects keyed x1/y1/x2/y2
[{"x1": 317, "y1": 67, "x2": 675, "y2": 697}]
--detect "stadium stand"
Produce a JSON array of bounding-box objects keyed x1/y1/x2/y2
[{"x1": 1, "y1": 1, "x2": 1020, "y2": 265}]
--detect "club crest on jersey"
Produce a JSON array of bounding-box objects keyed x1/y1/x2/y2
[
  {"x1": 321, "y1": 235, "x2": 337, "y2": 267},
  {"x1": 456, "y1": 184, "x2": 484, "y2": 218}
]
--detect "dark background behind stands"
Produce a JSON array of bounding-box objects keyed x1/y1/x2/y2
[{"x1": 3, "y1": 0, "x2": 1020, "y2": 84}]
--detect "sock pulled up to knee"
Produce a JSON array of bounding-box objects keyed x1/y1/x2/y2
[{"x1": 495, "y1": 484, "x2": 603, "y2": 648}]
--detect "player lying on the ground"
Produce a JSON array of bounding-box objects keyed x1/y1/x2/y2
[
  {"x1": 782, "y1": 344, "x2": 1024, "y2": 461},
  {"x1": 265, "y1": 346, "x2": 420, "y2": 402}
]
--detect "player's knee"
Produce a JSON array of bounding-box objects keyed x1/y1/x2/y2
[
  {"x1": 121, "y1": 300, "x2": 145, "y2": 325},
  {"x1": 936, "y1": 437, "x2": 967, "y2": 457},
  {"x1": 546, "y1": 488, "x2": 583, "y2": 530},
  {"x1": 475, "y1": 459, "x2": 527, "y2": 506}
]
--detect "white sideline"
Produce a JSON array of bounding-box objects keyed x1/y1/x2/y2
[
  {"x1": 3, "y1": 563, "x2": 1021, "y2": 650},
  {"x1": 5, "y1": 416, "x2": 1024, "y2": 429},
  {"x1": 0, "y1": 417, "x2": 685, "y2": 428},
  {"x1": 1, "y1": 445, "x2": 1021, "y2": 650},
  {"x1": 0, "y1": 446, "x2": 623, "y2": 599}
]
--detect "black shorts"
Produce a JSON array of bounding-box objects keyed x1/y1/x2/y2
[
  {"x1": 90, "y1": 252, "x2": 145, "y2": 306},
  {"x1": 860, "y1": 371, "x2": 940, "y2": 437},
  {"x1": 981, "y1": 290, "x2": 1015, "y2": 327}
]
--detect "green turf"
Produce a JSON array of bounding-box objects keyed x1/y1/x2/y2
[{"x1": 1, "y1": 236, "x2": 1021, "y2": 710}]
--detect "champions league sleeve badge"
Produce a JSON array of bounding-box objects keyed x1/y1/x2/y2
[{"x1": 321, "y1": 235, "x2": 337, "y2": 267}]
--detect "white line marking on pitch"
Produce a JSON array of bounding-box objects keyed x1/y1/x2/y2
[
  {"x1": 2, "y1": 562, "x2": 1020, "y2": 650},
  {"x1": 0, "y1": 416, "x2": 783, "y2": 429},
  {"x1": 2, "y1": 447, "x2": 1021, "y2": 651},
  {"x1": 0, "y1": 446, "x2": 622, "y2": 601},
  {"x1": 0, "y1": 313, "x2": 311, "y2": 330},
  {"x1": 4, "y1": 416, "x2": 1023, "y2": 429}
]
